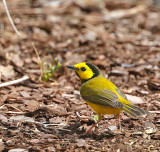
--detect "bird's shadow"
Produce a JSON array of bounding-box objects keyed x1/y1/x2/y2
[{"x1": 61, "y1": 121, "x2": 123, "y2": 140}]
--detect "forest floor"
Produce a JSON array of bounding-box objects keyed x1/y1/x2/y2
[{"x1": 0, "y1": 0, "x2": 160, "y2": 151}]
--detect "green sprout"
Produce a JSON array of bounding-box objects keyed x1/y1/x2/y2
[
  {"x1": 91, "y1": 112, "x2": 99, "y2": 122},
  {"x1": 41, "y1": 58, "x2": 61, "y2": 82}
]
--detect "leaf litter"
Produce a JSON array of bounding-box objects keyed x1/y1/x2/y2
[{"x1": 0, "y1": 0, "x2": 160, "y2": 151}]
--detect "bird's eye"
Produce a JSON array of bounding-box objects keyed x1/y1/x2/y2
[{"x1": 81, "y1": 67, "x2": 86, "y2": 71}]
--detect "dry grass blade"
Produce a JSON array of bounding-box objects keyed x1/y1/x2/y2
[
  {"x1": 2, "y1": 0, "x2": 21, "y2": 37},
  {"x1": 32, "y1": 42, "x2": 43, "y2": 79}
]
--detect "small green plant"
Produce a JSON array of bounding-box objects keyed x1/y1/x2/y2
[
  {"x1": 91, "y1": 112, "x2": 99, "y2": 122},
  {"x1": 93, "y1": 115, "x2": 99, "y2": 122},
  {"x1": 41, "y1": 58, "x2": 61, "y2": 82},
  {"x1": 32, "y1": 43, "x2": 61, "y2": 82}
]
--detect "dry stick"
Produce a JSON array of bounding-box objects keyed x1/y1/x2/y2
[
  {"x1": 2, "y1": 0, "x2": 21, "y2": 37},
  {"x1": 4, "y1": 111, "x2": 26, "y2": 114},
  {"x1": 104, "y1": 5, "x2": 146, "y2": 21},
  {"x1": 6, "y1": 104, "x2": 23, "y2": 112},
  {"x1": 149, "y1": 111, "x2": 160, "y2": 114},
  {"x1": 76, "y1": 112, "x2": 97, "y2": 123},
  {"x1": 0, "y1": 75, "x2": 29, "y2": 88}
]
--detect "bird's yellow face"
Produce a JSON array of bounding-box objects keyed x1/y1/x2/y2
[
  {"x1": 74, "y1": 62, "x2": 94, "y2": 80},
  {"x1": 66, "y1": 62, "x2": 100, "y2": 81}
]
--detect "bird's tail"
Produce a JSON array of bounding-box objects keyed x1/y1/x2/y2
[{"x1": 122, "y1": 104, "x2": 149, "y2": 117}]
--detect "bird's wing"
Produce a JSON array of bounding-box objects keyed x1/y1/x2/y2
[
  {"x1": 115, "y1": 88, "x2": 128, "y2": 100},
  {"x1": 81, "y1": 88, "x2": 124, "y2": 109}
]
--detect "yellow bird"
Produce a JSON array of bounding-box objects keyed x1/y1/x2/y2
[{"x1": 67, "y1": 62, "x2": 149, "y2": 132}]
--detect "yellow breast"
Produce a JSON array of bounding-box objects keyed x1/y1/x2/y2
[{"x1": 85, "y1": 100, "x2": 122, "y2": 115}]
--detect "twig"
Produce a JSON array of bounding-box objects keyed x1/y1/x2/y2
[
  {"x1": 44, "y1": 123, "x2": 69, "y2": 127},
  {"x1": 32, "y1": 42, "x2": 43, "y2": 79},
  {"x1": 2, "y1": 0, "x2": 21, "y2": 37},
  {"x1": 0, "y1": 75, "x2": 29, "y2": 88},
  {"x1": 3, "y1": 111, "x2": 26, "y2": 114},
  {"x1": 148, "y1": 111, "x2": 160, "y2": 114},
  {"x1": 57, "y1": 128, "x2": 71, "y2": 132},
  {"x1": 0, "y1": 105, "x2": 5, "y2": 110},
  {"x1": 3, "y1": 8, "x2": 62, "y2": 15},
  {"x1": 76, "y1": 112, "x2": 97, "y2": 123},
  {"x1": 104, "y1": 5, "x2": 146, "y2": 21},
  {"x1": 5, "y1": 104, "x2": 23, "y2": 112}
]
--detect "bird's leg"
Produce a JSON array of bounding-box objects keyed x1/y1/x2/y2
[
  {"x1": 118, "y1": 114, "x2": 122, "y2": 131},
  {"x1": 86, "y1": 113, "x2": 102, "y2": 133}
]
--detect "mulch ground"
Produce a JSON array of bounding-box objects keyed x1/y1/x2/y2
[{"x1": 0, "y1": 0, "x2": 160, "y2": 151}]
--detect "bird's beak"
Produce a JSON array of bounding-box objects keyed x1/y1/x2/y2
[{"x1": 66, "y1": 65, "x2": 78, "y2": 71}]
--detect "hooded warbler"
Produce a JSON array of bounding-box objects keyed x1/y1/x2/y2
[{"x1": 67, "y1": 62, "x2": 149, "y2": 132}]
